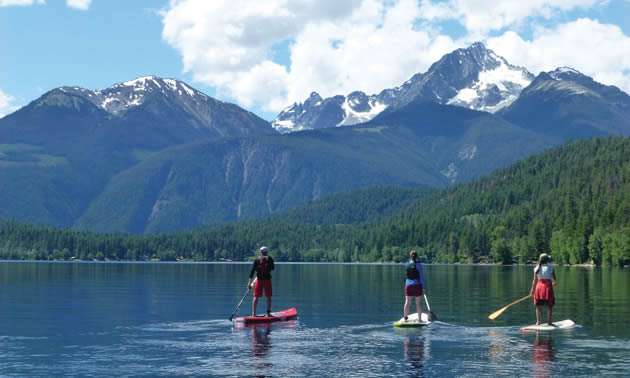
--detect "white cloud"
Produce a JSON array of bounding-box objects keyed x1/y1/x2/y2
[
  {"x1": 419, "y1": 0, "x2": 603, "y2": 38},
  {"x1": 162, "y1": 0, "x2": 629, "y2": 114},
  {"x1": 66, "y1": 0, "x2": 90, "y2": 10},
  {"x1": 0, "y1": 0, "x2": 44, "y2": 6},
  {"x1": 0, "y1": 89, "x2": 20, "y2": 119},
  {"x1": 162, "y1": 0, "x2": 458, "y2": 112},
  {"x1": 487, "y1": 18, "x2": 630, "y2": 93}
]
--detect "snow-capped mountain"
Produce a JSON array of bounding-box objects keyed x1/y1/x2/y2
[
  {"x1": 59, "y1": 76, "x2": 204, "y2": 114},
  {"x1": 272, "y1": 42, "x2": 534, "y2": 133},
  {"x1": 51, "y1": 76, "x2": 276, "y2": 137},
  {"x1": 500, "y1": 66, "x2": 630, "y2": 142}
]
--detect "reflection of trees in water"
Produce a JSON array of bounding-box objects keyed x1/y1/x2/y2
[
  {"x1": 404, "y1": 335, "x2": 427, "y2": 377},
  {"x1": 532, "y1": 331, "x2": 553, "y2": 378}
]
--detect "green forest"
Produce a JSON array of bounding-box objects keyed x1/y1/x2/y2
[{"x1": 1, "y1": 137, "x2": 630, "y2": 267}]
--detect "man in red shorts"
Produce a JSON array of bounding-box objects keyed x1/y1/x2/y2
[{"x1": 248, "y1": 246, "x2": 275, "y2": 317}]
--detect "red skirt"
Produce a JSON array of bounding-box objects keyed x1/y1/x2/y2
[
  {"x1": 405, "y1": 284, "x2": 423, "y2": 297},
  {"x1": 533, "y1": 279, "x2": 555, "y2": 308}
]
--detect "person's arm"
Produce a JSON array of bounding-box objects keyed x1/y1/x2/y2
[
  {"x1": 552, "y1": 270, "x2": 557, "y2": 286},
  {"x1": 530, "y1": 270, "x2": 538, "y2": 294},
  {"x1": 418, "y1": 263, "x2": 426, "y2": 290},
  {"x1": 270, "y1": 257, "x2": 275, "y2": 271},
  {"x1": 248, "y1": 259, "x2": 258, "y2": 288}
]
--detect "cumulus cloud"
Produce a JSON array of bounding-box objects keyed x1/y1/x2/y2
[
  {"x1": 161, "y1": 0, "x2": 458, "y2": 112},
  {"x1": 0, "y1": 89, "x2": 20, "y2": 119},
  {"x1": 0, "y1": 0, "x2": 89, "y2": 8},
  {"x1": 0, "y1": 0, "x2": 44, "y2": 6},
  {"x1": 419, "y1": 0, "x2": 603, "y2": 38},
  {"x1": 487, "y1": 19, "x2": 630, "y2": 93},
  {"x1": 66, "y1": 0, "x2": 90, "y2": 10},
  {"x1": 161, "y1": 0, "x2": 629, "y2": 114}
]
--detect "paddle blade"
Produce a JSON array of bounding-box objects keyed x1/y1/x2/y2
[
  {"x1": 488, "y1": 306, "x2": 508, "y2": 320},
  {"x1": 429, "y1": 311, "x2": 438, "y2": 321}
]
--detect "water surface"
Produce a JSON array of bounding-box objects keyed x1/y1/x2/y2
[{"x1": 0, "y1": 262, "x2": 628, "y2": 376}]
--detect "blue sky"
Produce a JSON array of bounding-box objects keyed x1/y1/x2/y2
[{"x1": 1, "y1": 0, "x2": 629, "y2": 120}]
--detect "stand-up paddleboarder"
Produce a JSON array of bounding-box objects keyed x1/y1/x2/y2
[{"x1": 248, "y1": 246, "x2": 275, "y2": 317}]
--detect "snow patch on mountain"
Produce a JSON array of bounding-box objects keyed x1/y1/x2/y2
[
  {"x1": 57, "y1": 76, "x2": 209, "y2": 115},
  {"x1": 337, "y1": 97, "x2": 387, "y2": 126},
  {"x1": 447, "y1": 60, "x2": 533, "y2": 113},
  {"x1": 530, "y1": 77, "x2": 596, "y2": 97},
  {"x1": 549, "y1": 67, "x2": 581, "y2": 79}
]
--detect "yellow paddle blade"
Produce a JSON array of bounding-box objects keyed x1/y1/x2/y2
[{"x1": 488, "y1": 294, "x2": 532, "y2": 320}]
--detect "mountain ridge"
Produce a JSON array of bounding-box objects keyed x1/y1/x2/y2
[{"x1": 272, "y1": 42, "x2": 535, "y2": 133}]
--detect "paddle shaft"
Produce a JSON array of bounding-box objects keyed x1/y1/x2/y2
[
  {"x1": 423, "y1": 294, "x2": 432, "y2": 313},
  {"x1": 424, "y1": 294, "x2": 437, "y2": 320},
  {"x1": 488, "y1": 294, "x2": 532, "y2": 320},
  {"x1": 229, "y1": 277, "x2": 257, "y2": 321}
]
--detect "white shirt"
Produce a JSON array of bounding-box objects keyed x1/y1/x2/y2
[{"x1": 535, "y1": 264, "x2": 554, "y2": 280}]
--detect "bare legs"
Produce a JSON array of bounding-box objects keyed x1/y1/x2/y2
[
  {"x1": 252, "y1": 296, "x2": 258, "y2": 316},
  {"x1": 252, "y1": 296, "x2": 272, "y2": 316},
  {"x1": 404, "y1": 296, "x2": 423, "y2": 320},
  {"x1": 535, "y1": 305, "x2": 553, "y2": 326}
]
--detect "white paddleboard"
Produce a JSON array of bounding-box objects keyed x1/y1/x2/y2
[
  {"x1": 393, "y1": 312, "x2": 432, "y2": 327},
  {"x1": 521, "y1": 319, "x2": 575, "y2": 331}
]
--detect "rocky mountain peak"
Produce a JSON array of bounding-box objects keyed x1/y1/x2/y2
[{"x1": 272, "y1": 42, "x2": 537, "y2": 133}]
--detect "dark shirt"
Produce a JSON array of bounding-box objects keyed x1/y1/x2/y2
[{"x1": 249, "y1": 255, "x2": 275, "y2": 280}]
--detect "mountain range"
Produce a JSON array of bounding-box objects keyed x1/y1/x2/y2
[
  {"x1": 272, "y1": 42, "x2": 534, "y2": 133},
  {"x1": 1, "y1": 42, "x2": 629, "y2": 233}
]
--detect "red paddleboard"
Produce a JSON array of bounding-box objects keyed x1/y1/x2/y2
[{"x1": 233, "y1": 307, "x2": 298, "y2": 323}]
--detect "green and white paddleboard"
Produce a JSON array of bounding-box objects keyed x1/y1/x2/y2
[
  {"x1": 393, "y1": 312, "x2": 432, "y2": 327},
  {"x1": 521, "y1": 319, "x2": 575, "y2": 331}
]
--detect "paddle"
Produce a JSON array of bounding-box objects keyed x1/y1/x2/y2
[
  {"x1": 423, "y1": 294, "x2": 437, "y2": 321},
  {"x1": 488, "y1": 294, "x2": 532, "y2": 320},
  {"x1": 229, "y1": 277, "x2": 257, "y2": 321}
]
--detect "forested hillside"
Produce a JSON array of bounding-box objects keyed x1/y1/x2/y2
[{"x1": 1, "y1": 137, "x2": 629, "y2": 266}]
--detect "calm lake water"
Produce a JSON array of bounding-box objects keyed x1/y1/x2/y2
[{"x1": 0, "y1": 261, "x2": 628, "y2": 376}]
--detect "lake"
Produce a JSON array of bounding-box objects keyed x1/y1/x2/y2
[{"x1": 0, "y1": 261, "x2": 628, "y2": 376}]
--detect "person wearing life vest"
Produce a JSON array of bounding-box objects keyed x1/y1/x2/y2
[
  {"x1": 403, "y1": 250, "x2": 426, "y2": 321},
  {"x1": 530, "y1": 253, "x2": 557, "y2": 326},
  {"x1": 248, "y1": 246, "x2": 275, "y2": 317}
]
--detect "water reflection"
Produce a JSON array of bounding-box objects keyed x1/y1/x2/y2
[
  {"x1": 532, "y1": 332, "x2": 553, "y2": 378},
  {"x1": 488, "y1": 329, "x2": 506, "y2": 362},
  {"x1": 398, "y1": 329, "x2": 429, "y2": 377},
  {"x1": 252, "y1": 324, "x2": 272, "y2": 358},
  {"x1": 232, "y1": 321, "x2": 298, "y2": 377}
]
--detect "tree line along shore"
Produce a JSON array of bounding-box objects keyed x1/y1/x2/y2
[{"x1": 1, "y1": 137, "x2": 630, "y2": 267}]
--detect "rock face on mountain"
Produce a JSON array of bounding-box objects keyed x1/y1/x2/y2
[
  {"x1": 75, "y1": 103, "x2": 548, "y2": 233},
  {"x1": 272, "y1": 42, "x2": 534, "y2": 133},
  {"x1": 500, "y1": 68, "x2": 630, "y2": 142}
]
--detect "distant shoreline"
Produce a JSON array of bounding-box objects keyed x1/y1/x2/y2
[{"x1": 0, "y1": 259, "x2": 620, "y2": 268}]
